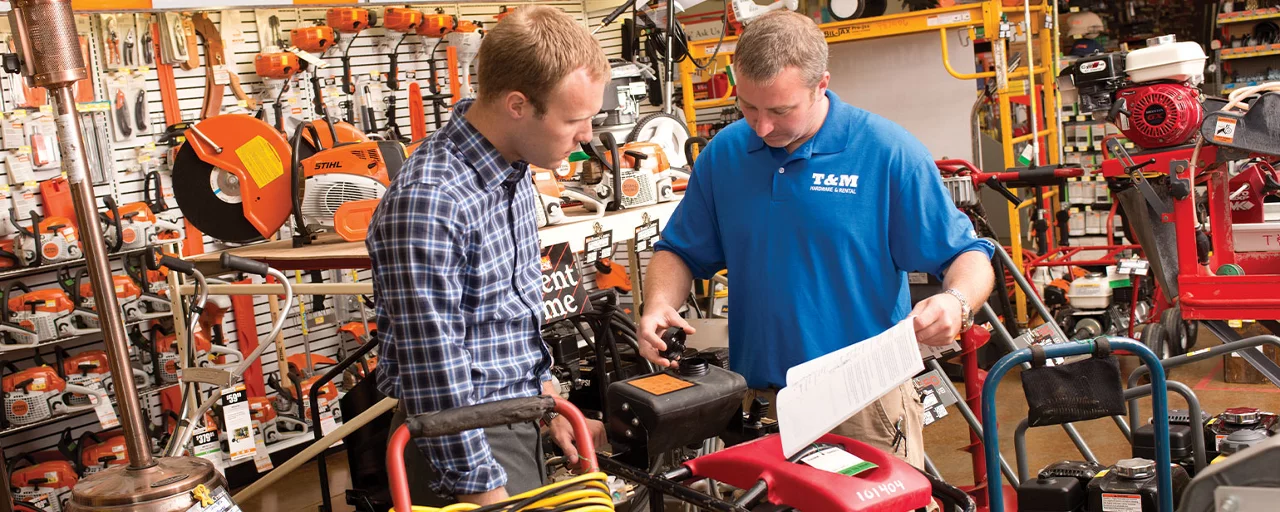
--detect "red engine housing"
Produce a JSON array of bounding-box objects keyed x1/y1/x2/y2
[{"x1": 1115, "y1": 83, "x2": 1203, "y2": 149}]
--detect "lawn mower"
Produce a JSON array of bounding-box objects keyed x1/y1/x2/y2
[{"x1": 170, "y1": 115, "x2": 406, "y2": 246}]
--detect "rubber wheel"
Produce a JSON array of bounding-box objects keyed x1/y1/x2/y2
[
  {"x1": 627, "y1": 112, "x2": 691, "y2": 168},
  {"x1": 1141, "y1": 322, "x2": 1170, "y2": 360},
  {"x1": 864, "y1": 0, "x2": 888, "y2": 17},
  {"x1": 828, "y1": 0, "x2": 865, "y2": 20},
  {"x1": 1161, "y1": 307, "x2": 1189, "y2": 355}
]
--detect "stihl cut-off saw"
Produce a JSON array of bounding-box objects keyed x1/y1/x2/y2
[{"x1": 171, "y1": 115, "x2": 402, "y2": 245}]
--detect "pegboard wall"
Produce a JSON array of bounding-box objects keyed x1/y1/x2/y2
[{"x1": 0, "y1": 0, "x2": 658, "y2": 477}]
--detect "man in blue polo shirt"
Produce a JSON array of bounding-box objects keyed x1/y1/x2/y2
[{"x1": 638, "y1": 11, "x2": 995, "y2": 469}]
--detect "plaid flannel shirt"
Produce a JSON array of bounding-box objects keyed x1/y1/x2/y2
[{"x1": 367, "y1": 99, "x2": 551, "y2": 496}]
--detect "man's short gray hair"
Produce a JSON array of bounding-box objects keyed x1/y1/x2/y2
[{"x1": 732, "y1": 11, "x2": 828, "y2": 88}]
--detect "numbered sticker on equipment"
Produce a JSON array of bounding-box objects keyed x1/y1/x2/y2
[
  {"x1": 582, "y1": 230, "x2": 613, "y2": 265},
  {"x1": 220, "y1": 385, "x2": 256, "y2": 461},
  {"x1": 1213, "y1": 118, "x2": 1237, "y2": 144},
  {"x1": 634, "y1": 220, "x2": 660, "y2": 252}
]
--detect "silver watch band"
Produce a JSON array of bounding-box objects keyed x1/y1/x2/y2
[{"x1": 942, "y1": 288, "x2": 973, "y2": 331}]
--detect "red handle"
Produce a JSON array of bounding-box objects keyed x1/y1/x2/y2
[{"x1": 386, "y1": 396, "x2": 597, "y2": 512}]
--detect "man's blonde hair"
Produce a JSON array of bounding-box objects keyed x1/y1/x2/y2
[
  {"x1": 476, "y1": 6, "x2": 610, "y2": 115},
  {"x1": 732, "y1": 11, "x2": 828, "y2": 88}
]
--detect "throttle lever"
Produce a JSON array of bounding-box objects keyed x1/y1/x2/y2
[
  {"x1": 1106, "y1": 138, "x2": 1172, "y2": 215},
  {"x1": 984, "y1": 177, "x2": 1022, "y2": 206}
]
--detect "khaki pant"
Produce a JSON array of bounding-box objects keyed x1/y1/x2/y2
[{"x1": 744, "y1": 380, "x2": 926, "y2": 470}]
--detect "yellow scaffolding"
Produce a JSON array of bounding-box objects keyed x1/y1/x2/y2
[{"x1": 678, "y1": 0, "x2": 1062, "y2": 325}]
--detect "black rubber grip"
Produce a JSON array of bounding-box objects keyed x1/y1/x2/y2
[
  {"x1": 220, "y1": 253, "x2": 269, "y2": 277},
  {"x1": 1004, "y1": 165, "x2": 1064, "y2": 186},
  {"x1": 406, "y1": 396, "x2": 554, "y2": 438},
  {"x1": 159, "y1": 256, "x2": 195, "y2": 275}
]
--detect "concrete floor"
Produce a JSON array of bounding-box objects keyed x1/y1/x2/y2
[{"x1": 240, "y1": 331, "x2": 1280, "y2": 511}]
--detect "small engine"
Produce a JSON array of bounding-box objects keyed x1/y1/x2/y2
[
  {"x1": 1114, "y1": 83, "x2": 1204, "y2": 150},
  {"x1": 1061, "y1": 35, "x2": 1208, "y2": 150}
]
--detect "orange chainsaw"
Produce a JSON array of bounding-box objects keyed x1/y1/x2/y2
[
  {"x1": 9, "y1": 211, "x2": 81, "y2": 266},
  {"x1": 8, "y1": 455, "x2": 78, "y2": 512},
  {"x1": 1, "y1": 362, "x2": 105, "y2": 428},
  {"x1": 101, "y1": 197, "x2": 185, "y2": 252},
  {"x1": 269, "y1": 371, "x2": 341, "y2": 431},
  {"x1": 248, "y1": 395, "x2": 307, "y2": 444},
  {"x1": 61, "y1": 269, "x2": 171, "y2": 324},
  {"x1": 171, "y1": 115, "x2": 405, "y2": 245},
  {"x1": 71, "y1": 430, "x2": 129, "y2": 476},
  {"x1": 4, "y1": 283, "x2": 99, "y2": 343},
  {"x1": 55, "y1": 347, "x2": 148, "y2": 407}
]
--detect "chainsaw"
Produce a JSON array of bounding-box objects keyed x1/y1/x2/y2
[
  {"x1": 4, "y1": 283, "x2": 99, "y2": 342},
  {"x1": 530, "y1": 163, "x2": 606, "y2": 227},
  {"x1": 570, "y1": 133, "x2": 687, "y2": 211},
  {"x1": 8, "y1": 454, "x2": 78, "y2": 512},
  {"x1": 62, "y1": 269, "x2": 171, "y2": 325},
  {"x1": 54, "y1": 347, "x2": 148, "y2": 407},
  {"x1": 248, "y1": 395, "x2": 307, "y2": 444},
  {"x1": 9, "y1": 210, "x2": 82, "y2": 266},
  {"x1": 100, "y1": 197, "x2": 185, "y2": 252},
  {"x1": 170, "y1": 115, "x2": 406, "y2": 246},
  {"x1": 268, "y1": 371, "x2": 342, "y2": 433},
  {"x1": 1, "y1": 361, "x2": 105, "y2": 428},
  {"x1": 68, "y1": 430, "x2": 129, "y2": 476},
  {"x1": 285, "y1": 353, "x2": 338, "y2": 379}
]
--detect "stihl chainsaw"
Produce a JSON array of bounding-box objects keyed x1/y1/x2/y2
[
  {"x1": 4, "y1": 283, "x2": 99, "y2": 343},
  {"x1": 8, "y1": 455, "x2": 78, "y2": 512},
  {"x1": 54, "y1": 347, "x2": 148, "y2": 407},
  {"x1": 269, "y1": 371, "x2": 341, "y2": 433},
  {"x1": 1, "y1": 361, "x2": 106, "y2": 427},
  {"x1": 101, "y1": 197, "x2": 185, "y2": 251},
  {"x1": 170, "y1": 115, "x2": 405, "y2": 246},
  {"x1": 9, "y1": 210, "x2": 81, "y2": 266},
  {"x1": 248, "y1": 395, "x2": 307, "y2": 444},
  {"x1": 61, "y1": 269, "x2": 171, "y2": 325},
  {"x1": 66, "y1": 430, "x2": 129, "y2": 476}
]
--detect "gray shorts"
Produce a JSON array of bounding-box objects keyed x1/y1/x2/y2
[{"x1": 389, "y1": 406, "x2": 546, "y2": 506}]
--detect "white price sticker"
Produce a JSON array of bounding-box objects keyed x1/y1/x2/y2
[
  {"x1": 582, "y1": 231, "x2": 613, "y2": 265},
  {"x1": 87, "y1": 380, "x2": 120, "y2": 429},
  {"x1": 800, "y1": 445, "x2": 878, "y2": 476},
  {"x1": 318, "y1": 398, "x2": 338, "y2": 436},
  {"x1": 220, "y1": 385, "x2": 256, "y2": 461},
  {"x1": 252, "y1": 423, "x2": 274, "y2": 473}
]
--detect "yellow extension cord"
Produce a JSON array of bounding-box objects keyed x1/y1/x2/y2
[{"x1": 395, "y1": 472, "x2": 616, "y2": 512}]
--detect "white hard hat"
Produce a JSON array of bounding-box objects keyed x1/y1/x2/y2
[{"x1": 1067, "y1": 11, "x2": 1104, "y2": 38}]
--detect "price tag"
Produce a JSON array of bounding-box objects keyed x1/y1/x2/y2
[
  {"x1": 251, "y1": 423, "x2": 274, "y2": 473},
  {"x1": 1117, "y1": 259, "x2": 1150, "y2": 276},
  {"x1": 220, "y1": 385, "x2": 256, "y2": 461},
  {"x1": 87, "y1": 380, "x2": 120, "y2": 429},
  {"x1": 190, "y1": 426, "x2": 227, "y2": 473},
  {"x1": 582, "y1": 230, "x2": 613, "y2": 265},
  {"x1": 213, "y1": 66, "x2": 231, "y2": 86},
  {"x1": 236, "y1": 100, "x2": 248, "y2": 108},
  {"x1": 370, "y1": 71, "x2": 380, "y2": 79},
  {"x1": 185, "y1": 485, "x2": 242, "y2": 512},
  {"x1": 39, "y1": 105, "x2": 52, "y2": 114},
  {"x1": 140, "y1": 67, "x2": 151, "y2": 74},
  {"x1": 12, "y1": 110, "x2": 26, "y2": 119},
  {"x1": 318, "y1": 397, "x2": 338, "y2": 436},
  {"x1": 634, "y1": 220, "x2": 660, "y2": 252},
  {"x1": 800, "y1": 445, "x2": 878, "y2": 476}
]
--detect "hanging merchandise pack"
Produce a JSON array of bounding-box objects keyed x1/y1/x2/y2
[
  {"x1": 158, "y1": 12, "x2": 189, "y2": 65},
  {"x1": 106, "y1": 74, "x2": 137, "y2": 143},
  {"x1": 1021, "y1": 337, "x2": 1127, "y2": 427},
  {"x1": 22, "y1": 114, "x2": 60, "y2": 173}
]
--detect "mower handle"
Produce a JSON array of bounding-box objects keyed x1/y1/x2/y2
[
  {"x1": 220, "y1": 253, "x2": 270, "y2": 277},
  {"x1": 387, "y1": 396, "x2": 596, "y2": 512}
]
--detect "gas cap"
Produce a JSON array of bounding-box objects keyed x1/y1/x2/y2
[
  {"x1": 1114, "y1": 458, "x2": 1156, "y2": 479},
  {"x1": 1146, "y1": 34, "x2": 1177, "y2": 47},
  {"x1": 1222, "y1": 407, "x2": 1262, "y2": 425},
  {"x1": 1220, "y1": 429, "x2": 1268, "y2": 455}
]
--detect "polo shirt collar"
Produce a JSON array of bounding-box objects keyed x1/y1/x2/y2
[
  {"x1": 746, "y1": 90, "x2": 851, "y2": 159},
  {"x1": 445, "y1": 99, "x2": 528, "y2": 189}
]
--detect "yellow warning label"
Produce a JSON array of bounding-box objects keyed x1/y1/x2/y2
[
  {"x1": 626, "y1": 373, "x2": 695, "y2": 396},
  {"x1": 235, "y1": 136, "x2": 284, "y2": 189}
]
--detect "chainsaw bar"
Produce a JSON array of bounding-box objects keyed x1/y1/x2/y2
[{"x1": 170, "y1": 143, "x2": 266, "y2": 243}]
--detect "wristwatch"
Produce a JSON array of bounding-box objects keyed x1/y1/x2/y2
[
  {"x1": 541, "y1": 411, "x2": 560, "y2": 427},
  {"x1": 942, "y1": 288, "x2": 974, "y2": 332}
]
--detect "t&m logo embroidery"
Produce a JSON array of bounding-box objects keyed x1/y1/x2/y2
[{"x1": 810, "y1": 172, "x2": 860, "y2": 195}]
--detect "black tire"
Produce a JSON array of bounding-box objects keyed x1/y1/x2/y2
[
  {"x1": 1184, "y1": 319, "x2": 1199, "y2": 351},
  {"x1": 865, "y1": 0, "x2": 888, "y2": 17},
  {"x1": 1161, "y1": 307, "x2": 1188, "y2": 355},
  {"x1": 827, "y1": 0, "x2": 865, "y2": 21},
  {"x1": 1141, "y1": 323, "x2": 1170, "y2": 360}
]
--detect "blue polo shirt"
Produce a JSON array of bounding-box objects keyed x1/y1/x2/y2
[{"x1": 655, "y1": 90, "x2": 994, "y2": 389}]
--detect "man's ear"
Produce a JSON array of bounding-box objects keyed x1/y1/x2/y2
[
  {"x1": 815, "y1": 71, "x2": 831, "y2": 98},
  {"x1": 503, "y1": 90, "x2": 531, "y2": 120}
]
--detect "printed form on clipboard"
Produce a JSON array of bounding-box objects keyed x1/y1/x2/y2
[{"x1": 776, "y1": 318, "x2": 924, "y2": 458}]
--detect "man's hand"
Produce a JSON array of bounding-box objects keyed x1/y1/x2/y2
[
  {"x1": 911, "y1": 293, "x2": 964, "y2": 346},
  {"x1": 458, "y1": 487, "x2": 510, "y2": 505},
  {"x1": 548, "y1": 415, "x2": 608, "y2": 467},
  {"x1": 637, "y1": 304, "x2": 696, "y2": 367}
]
